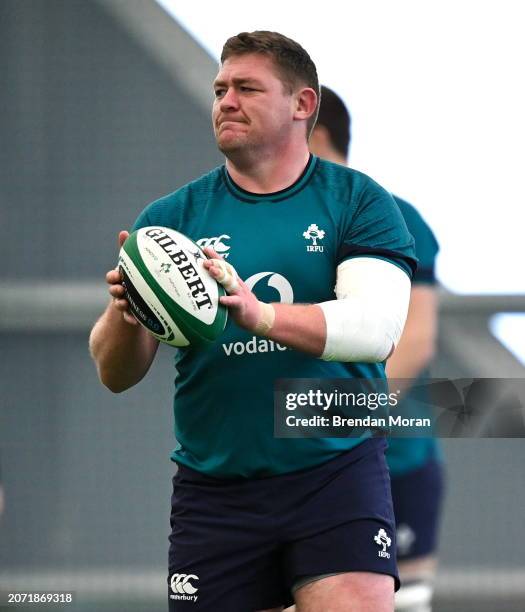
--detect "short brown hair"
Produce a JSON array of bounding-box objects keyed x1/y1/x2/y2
[{"x1": 221, "y1": 31, "x2": 320, "y2": 136}]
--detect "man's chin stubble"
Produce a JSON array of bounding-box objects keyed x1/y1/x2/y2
[{"x1": 217, "y1": 138, "x2": 248, "y2": 156}]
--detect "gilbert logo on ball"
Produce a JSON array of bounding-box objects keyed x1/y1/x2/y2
[{"x1": 118, "y1": 227, "x2": 228, "y2": 347}]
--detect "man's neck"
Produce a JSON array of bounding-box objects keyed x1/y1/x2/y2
[{"x1": 225, "y1": 144, "x2": 311, "y2": 194}]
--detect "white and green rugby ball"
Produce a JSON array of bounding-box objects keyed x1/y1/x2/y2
[{"x1": 118, "y1": 226, "x2": 228, "y2": 347}]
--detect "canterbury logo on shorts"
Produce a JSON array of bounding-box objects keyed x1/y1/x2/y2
[{"x1": 170, "y1": 573, "x2": 199, "y2": 595}]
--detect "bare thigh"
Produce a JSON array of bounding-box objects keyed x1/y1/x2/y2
[{"x1": 294, "y1": 571, "x2": 394, "y2": 612}]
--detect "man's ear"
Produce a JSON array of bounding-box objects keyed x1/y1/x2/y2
[{"x1": 293, "y1": 87, "x2": 318, "y2": 122}]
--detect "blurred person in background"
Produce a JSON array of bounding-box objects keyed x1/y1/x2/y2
[{"x1": 309, "y1": 85, "x2": 445, "y2": 612}]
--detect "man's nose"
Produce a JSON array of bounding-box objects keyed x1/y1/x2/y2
[{"x1": 220, "y1": 87, "x2": 240, "y2": 111}]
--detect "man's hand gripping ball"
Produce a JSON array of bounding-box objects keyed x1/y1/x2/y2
[{"x1": 203, "y1": 247, "x2": 275, "y2": 335}]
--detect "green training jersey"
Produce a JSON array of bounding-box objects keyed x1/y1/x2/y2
[{"x1": 132, "y1": 156, "x2": 416, "y2": 478}]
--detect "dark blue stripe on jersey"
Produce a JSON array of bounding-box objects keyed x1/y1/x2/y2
[
  {"x1": 338, "y1": 243, "x2": 417, "y2": 278},
  {"x1": 413, "y1": 265, "x2": 436, "y2": 284}
]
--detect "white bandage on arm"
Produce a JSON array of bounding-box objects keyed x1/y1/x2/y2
[
  {"x1": 254, "y1": 302, "x2": 275, "y2": 336},
  {"x1": 319, "y1": 257, "x2": 411, "y2": 362}
]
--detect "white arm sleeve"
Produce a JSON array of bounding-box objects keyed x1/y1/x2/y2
[{"x1": 318, "y1": 257, "x2": 411, "y2": 362}]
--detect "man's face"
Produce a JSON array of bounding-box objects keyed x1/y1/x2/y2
[{"x1": 212, "y1": 53, "x2": 295, "y2": 156}]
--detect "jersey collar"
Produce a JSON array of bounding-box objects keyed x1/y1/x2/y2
[{"x1": 222, "y1": 155, "x2": 318, "y2": 203}]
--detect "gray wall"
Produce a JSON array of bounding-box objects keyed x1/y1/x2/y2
[
  {"x1": 0, "y1": 333, "x2": 175, "y2": 569},
  {"x1": 1, "y1": 0, "x2": 221, "y2": 281}
]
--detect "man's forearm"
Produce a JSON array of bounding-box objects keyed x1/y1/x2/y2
[
  {"x1": 206, "y1": 253, "x2": 410, "y2": 364},
  {"x1": 265, "y1": 303, "x2": 326, "y2": 356},
  {"x1": 386, "y1": 334, "x2": 434, "y2": 380},
  {"x1": 89, "y1": 301, "x2": 159, "y2": 393}
]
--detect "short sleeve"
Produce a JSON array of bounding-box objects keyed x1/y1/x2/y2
[
  {"x1": 130, "y1": 189, "x2": 188, "y2": 233},
  {"x1": 339, "y1": 177, "x2": 417, "y2": 279}
]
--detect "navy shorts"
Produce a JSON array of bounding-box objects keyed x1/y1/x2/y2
[
  {"x1": 390, "y1": 459, "x2": 445, "y2": 561},
  {"x1": 168, "y1": 438, "x2": 399, "y2": 611}
]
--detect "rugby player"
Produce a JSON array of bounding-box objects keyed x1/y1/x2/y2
[
  {"x1": 309, "y1": 85, "x2": 444, "y2": 612},
  {"x1": 90, "y1": 33, "x2": 416, "y2": 611}
]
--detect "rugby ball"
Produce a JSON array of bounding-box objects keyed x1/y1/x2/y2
[{"x1": 118, "y1": 226, "x2": 228, "y2": 347}]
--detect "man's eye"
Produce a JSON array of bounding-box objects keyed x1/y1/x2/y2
[
  {"x1": 214, "y1": 89, "x2": 225, "y2": 98},
  {"x1": 240, "y1": 86, "x2": 255, "y2": 92}
]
